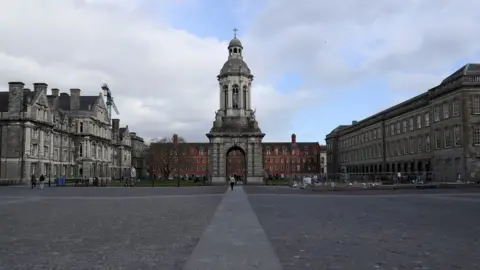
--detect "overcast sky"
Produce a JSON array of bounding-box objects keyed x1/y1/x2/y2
[{"x1": 1, "y1": 0, "x2": 479, "y2": 143}]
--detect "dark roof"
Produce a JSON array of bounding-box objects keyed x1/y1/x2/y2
[
  {"x1": 325, "y1": 125, "x2": 352, "y2": 138},
  {"x1": 0, "y1": 89, "x2": 36, "y2": 112},
  {"x1": 0, "y1": 92, "x2": 9, "y2": 112},
  {"x1": 228, "y1": 38, "x2": 243, "y2": 48},
  {"x1": 55, "y1": 93, "x2": 98, "y2": 111},
  {"x1": 442, "y1": 63, "x2": 480, "y2": 84},
  {"x1": 0, "y1": 85, "x2": 99, "y2": 112},
  {"x1": 218, "y1": 58, "x2": 252, "y2": 77}
]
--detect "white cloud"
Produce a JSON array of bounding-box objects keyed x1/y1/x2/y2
[
  {"x1": 1, "y1": 0, "x2": 479, "y2": 143},
  {"x1": 247, "y1": 0, "x2": 480, "y2": 92},
  {"x1": 0, "y1": 0, "x2": 311, "y2": 142}
]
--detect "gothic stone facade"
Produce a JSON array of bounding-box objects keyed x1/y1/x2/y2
[
  {"x1": 0, "y1": 82, "x2": 135, "y2": 184},
  {"x1": 326, "y1": 63, "x2": 480, "y2": 182}
]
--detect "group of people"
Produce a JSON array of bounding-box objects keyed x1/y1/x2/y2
[{"x1": 30, "y1": 174, "x2": 46, "y2": 190}]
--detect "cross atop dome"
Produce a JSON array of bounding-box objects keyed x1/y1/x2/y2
[{"x1": 233, "y1": 28, "x2": 238, "y2": 38}]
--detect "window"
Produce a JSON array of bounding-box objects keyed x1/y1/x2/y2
[
  {"x1": 396, "y1": 122, "x2": 400, "y2": 134},
  {"x1": 44, "y1": 146, "x2": 49, "y2": 158},
  {"x1": 274, "y1": 148, "x2": 278, "y2": 155},
  {"x1": 33, "y1": 129, "x2": 39, "y2": 139},
  {"x1": 434, "y1": 130, "x2": 441, "y2": 149},
  {"x1": 417, "y1": 136, "x2": 423, "y2": 153},
  {"x1": 473, "y1": 125, "x2": 480, "y2": 145},
  {"x1": 32, "y1": 144, "x2": 38, "y2": 156},
  {"x1": 426, "y1": 134, "x2": 431, "y2": 152},
  {"x1": 79, "y1": 144, "x2": 83, "y2": 157},
  {"x1": 402, "y1": 120, "x2": 407, "y2": 133},
  {"x1": 416, "y1": 115, "x2": 422, "y2": 129},
  {"x1": 453, "y1": 100, "x2": 460, "y2": 116},
  {"x1": 390, "y1": 124, "x2": 395, "y2": 135},
  {"x1": 266, "y1": 148, "x2": 271, "y2": 155},
  {"x1": 79, "y1": 122, "x2": 84, "y2": 133},
  {"x1": 403, "y1": 138, "x2": 407, "y2": 154},
  {"x1": 473, "y1": 96, "x2": 480, "y2": 114},
  {"x1": 410, "y1": 138, "x2": 414, "y2": 153},
  {"x1": 453, "y1": 125, "x2": 461, "y2": 146},
  {"x1": 434, "y1": 106, "x2": 440, "y2": 122},
  {"x1": 232, "y1": 85, "x2": 239, "y2": 109},
  {"x1": 424, "y1": 112, "x2": 430, "y2": 126},
  {"x1": 409, "y1": 117, "x2": 414, "y2": 131},
  {"x1": 444, "y1": 128, "x2": 452, "y2": 148},
  {"x1": 443, "y1": 103, "x2": 449, "y2": 119},
  {"x1": 378, "y1": 128, "x2": 382, "y2": 138}
]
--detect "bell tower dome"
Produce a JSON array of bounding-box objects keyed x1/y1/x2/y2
[
  {"x1": 217, "y1": 28, "x2": 254, "y2": 116},
  {"x1": 206, "y1": 28, "x2": 265, "y2": 186}
]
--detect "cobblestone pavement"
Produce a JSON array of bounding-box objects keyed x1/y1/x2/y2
[
  {"x1": 2, "y1": 186, "x2": 480, "y2": 270},
  {"x1": 0, "y1": 186, "x2": 225, "y2": 270},
  {"x1": 247, "y1": 188, "x2": 480, "y2": 270}
]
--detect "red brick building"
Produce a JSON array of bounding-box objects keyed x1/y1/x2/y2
[{"x1": 146, "y1": 134, "x2": 325, "y2": 181}]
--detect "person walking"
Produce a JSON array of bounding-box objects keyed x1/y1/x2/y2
[
  {"x1": 229, "y1": 176, "x2": 235, "y2": 191},
  {"x1": 39, "y1": 174, "x2": 45, "y2": 190},
  {"x1": 31, "y1": 174, "x2": 37, "y2": 189}
]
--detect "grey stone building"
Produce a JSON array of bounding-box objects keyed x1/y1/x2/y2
[
  {"x1": 130, "y1": 132, "x2": 146, "y2": 178},
  {"x1": 326, "y1": 63, "x2": 480, "y2": 182},
  {"x1": 0, "y1": 82, "x2": 136, "y2": 184}
]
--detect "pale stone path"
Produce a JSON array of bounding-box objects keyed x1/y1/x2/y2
[{"x1": 183, "y1": 186, "x2": 283, "y2": 270}]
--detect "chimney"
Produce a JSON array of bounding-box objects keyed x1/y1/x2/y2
[
  {"x1": 70, "y1": 88, "x2": 81, "y2": 110},
  {"x1": 173, "y1": 134, "x2": 178, "y2": 144},
  {"x1": 33, "y1": 83, "x2": 48, "y2": 95},
  {"x1": 130, "y1": 132, "x2": 136, "y2": 137},
  {"x1": 112, "y1": 118, "x2": 120, "y2": 133},
  {"x1": 8, "y1": 82, "x2": 25, "y2": 114},
  {"x1": 291, "y1": 133, "x2": 296, "y2": 144},
  {"x1": 352, "y1": 120, "x2": 358, "y2": 125},
  {"x1": 51, "y1": 88, "x2": 59, "y2": 97}
]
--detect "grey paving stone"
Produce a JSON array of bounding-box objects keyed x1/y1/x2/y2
[
  {"x1": 248, "y1": 192, "x2": 480, "y2": 270},
  {"x1": 183, "y1": 186, "x2": 283, "y2": 270},
  {"x1": 0, "y1": 190, "x2": 223, "y2": 270},
  {"x1": 0, "y1": 186, "x2": 228, "y2": 197}
]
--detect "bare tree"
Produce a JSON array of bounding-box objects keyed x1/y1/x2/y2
[{"x1": 146, "y1": 135, "x2": 189, "y2": 179}]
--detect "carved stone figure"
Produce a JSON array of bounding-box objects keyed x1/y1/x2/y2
[{"x1": 233, "y1": 94, "x2": 238, "y2": 108}]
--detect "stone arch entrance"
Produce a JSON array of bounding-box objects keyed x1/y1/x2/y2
[{"x1": 226, "y1": 146, "x2": 247, "y2": 184}]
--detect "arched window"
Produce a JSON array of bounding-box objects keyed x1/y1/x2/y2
[
  {"x1": 223, "y1": 85, "x2": 228, "y2": 110},
  {"x1": 232, "y1": 85, "x2": 239, "y2": 109}
]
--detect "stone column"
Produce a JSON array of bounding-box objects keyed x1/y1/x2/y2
[
  {"x1": 24, "y1": 125, "x2": 32, "y2": 155},
  {"x1": 247, "y1": 87, "x2": 251, "y2": 110},
  {"x1": 39, "y1": 129, "x2": 45, "y2": 158},
  {"x1": 228, "y1": 87, "x2": 233, "y2": 109},
  {"x1": 239, "y1": 84, "x2": 243, "y2": 110},
  {"x1": 220, "y1": 85, "x2": 224, "y2": 110}
]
